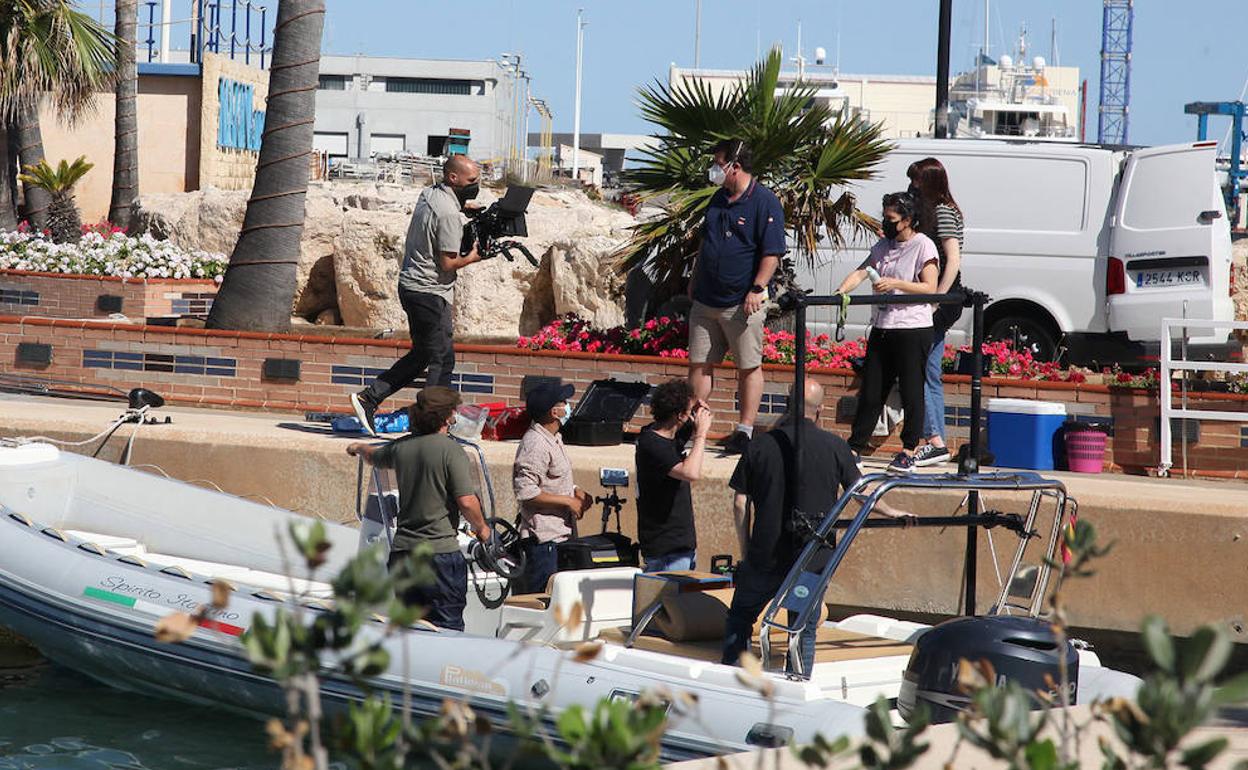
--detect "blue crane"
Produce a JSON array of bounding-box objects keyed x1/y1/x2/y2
[
  {"x1": 1185, "y1": 101, "x2": 1246, "y2": 224},
  {"x1": 1097, "y1": 0, "x2": 1134, "y2": 145}
]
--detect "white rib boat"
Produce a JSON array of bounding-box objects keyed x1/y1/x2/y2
[{"x1": 0, "y1": 439, "x2": 1139, "y2": 762}]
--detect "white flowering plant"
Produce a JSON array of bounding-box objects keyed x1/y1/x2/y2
[{"x1": 0, "y1": 228, "x2": 228, "y2": 281}]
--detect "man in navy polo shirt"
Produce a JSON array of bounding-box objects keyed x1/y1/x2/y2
[{"x1": 688, "y1": 139, "x2": 786, "y2": 455}]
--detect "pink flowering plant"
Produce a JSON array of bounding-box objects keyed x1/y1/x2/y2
[
  {"x1": 518, "y1": 314, "x2": 691, "y2": 358},
  {"x1": 519, "y1": 314, "x2": 868, "y2": 367},
  {"x1": 519, "y1": 315, "x2": 1180, "y2": 389}
]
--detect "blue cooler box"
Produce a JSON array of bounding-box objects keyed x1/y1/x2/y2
[{"x1": 987, "y1": 398, "x2": 1067, "y2": 470}]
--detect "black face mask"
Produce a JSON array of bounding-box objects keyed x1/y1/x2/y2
[
  {"x1": 882, "y1": 219, "x2": 901, "y2": 239},
  {"x1": 906, "y1": 184, "x2": 919, "y2": 198},
  {"x1": 454, "y1": 182, "x2": 479, "y2": 205}
]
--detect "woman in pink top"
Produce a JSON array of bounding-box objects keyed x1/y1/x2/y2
[{"x1": 836, "y1": 192, "x2": 939, "y2": 473}]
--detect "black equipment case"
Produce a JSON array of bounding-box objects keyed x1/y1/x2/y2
[
  {"x1": 560, "y1": 378, "x2": 651, "y2": 447},
  {"x1": 556, "y1": 532, "x2": 640, "y2": 571},
  {"x1": 554, "y1": 473, "x2": 641, "y2": 570}
]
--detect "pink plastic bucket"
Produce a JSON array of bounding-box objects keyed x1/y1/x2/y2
[{"x1": 1065, "y1": 429, "x2": 1107, "y2": 474}]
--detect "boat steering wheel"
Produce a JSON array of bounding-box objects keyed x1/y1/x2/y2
[
  {"x1": 467, "y1": 517, "x2": 527, "y2": 610},
  {"x1": 470, "y1": 516, "x2": 527, "y2": 580}
]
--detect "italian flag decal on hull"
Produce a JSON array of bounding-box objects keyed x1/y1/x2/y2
[{"x1": 83, "y1": 587, "x2": 245, "y2": 637}]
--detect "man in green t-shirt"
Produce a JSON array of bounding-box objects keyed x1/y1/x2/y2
[{"x1": 347, "y1": 386, "x2": 491, "y2": 631}]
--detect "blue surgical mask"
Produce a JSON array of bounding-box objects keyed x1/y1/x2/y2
[{"x1": 559, "y1": 402, "x2": 573, "y2": 425}]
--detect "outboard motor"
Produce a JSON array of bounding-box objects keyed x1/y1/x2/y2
[{"x1": 898, "y1": 616, "x2": 1079, "y2": 724}]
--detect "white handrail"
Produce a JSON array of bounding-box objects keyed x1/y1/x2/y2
[{"x1": 1159, "y1": 318, "x2": 1248, "y2": 477}]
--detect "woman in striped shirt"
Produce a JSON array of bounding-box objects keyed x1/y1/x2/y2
[{"x1": 907, "y1": 158, "x2": 965, "y2": 467}]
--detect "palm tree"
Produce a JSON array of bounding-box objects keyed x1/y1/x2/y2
[
  {"x1": 15, "y1": 103, "x2": 51, "y2": 229},
  {"x1": 206, "y1": 0, "x2": 326, "y2": 332},
  {"x1": 0, "y1": 0, "x2": 115, "y2": 230},
  {"x1": 617, "y1": 48, "x2": 892, "y2": 308},
  {"x1": 108, "y1": 0, "x2": 137, "y2": 229},
  {"x1": 18, "y1": 155, "x2": 93, "y2": 242}
]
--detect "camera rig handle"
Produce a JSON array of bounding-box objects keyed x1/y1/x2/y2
[{"x1": 484, "y1": 239, "x2": 539, "y2": 268}]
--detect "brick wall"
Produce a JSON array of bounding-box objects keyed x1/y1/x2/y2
[
  {"x1": 3, "y1": 315, "x2": 1247, "y2": 478},
  {"x1": 0, "y1": 271, "x2": 218, "y2": 323}
]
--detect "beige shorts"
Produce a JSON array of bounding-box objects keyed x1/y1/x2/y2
[{"x1": 688, "y1": 300, "x2": 765, "y2": 369}]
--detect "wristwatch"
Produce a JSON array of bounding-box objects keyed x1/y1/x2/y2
[{"x1": 749, "y1": 284, "x2": 766, "y2": 294}]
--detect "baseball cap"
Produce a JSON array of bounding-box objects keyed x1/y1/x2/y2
[
  {"x1": 414, "y1": 386, "x2": 461, "y2": 420},
  {"x1": 525, "y1": 381, "x2": 575, "y2": 419}
]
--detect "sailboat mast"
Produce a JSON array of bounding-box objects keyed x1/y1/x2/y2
[{"x1": 983, "y1": 0, "x2": 990, "y2": 62}]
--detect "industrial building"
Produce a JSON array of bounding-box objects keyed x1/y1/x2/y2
[{"x1": 313, "y1": 54, "x2": 533, "y2": 165}]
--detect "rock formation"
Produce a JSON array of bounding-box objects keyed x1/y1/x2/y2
[{"x1": 133, "y1": 181, "x2": 637, "y2": 341}]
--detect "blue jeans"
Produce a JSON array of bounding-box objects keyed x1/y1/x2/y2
[
  {"x1": 923, "y1": 330, "x2": 948, "y2": 441},
  {"x1": 643, "y1": 550, "x2": 697, "y2": 573},
  {"x1": 521, "y1": 541, "x2": 559, "y2": 594},
  {"x1": 721, "y1": 561, "x2": 821, "y2": 676},
  {"x1": 388, "y1": 550, "x2": 467, "y2": 631}
]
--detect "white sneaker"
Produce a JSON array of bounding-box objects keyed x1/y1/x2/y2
[
  {"x1": 912, "y1": 444, "x2": 951, "y2": 467},
  {"x1": 350, "y1": 393, "x2": 377, "y2": 437}
]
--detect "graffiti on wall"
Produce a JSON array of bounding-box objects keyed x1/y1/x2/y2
[{"x1": 217, "y1": 77, "x2": 265, "y2": 152}]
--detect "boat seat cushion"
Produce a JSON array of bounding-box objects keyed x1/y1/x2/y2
[
  {"x1": 651, "y1": 589, "x2": 733, "y2": 641},
  {"x1": 504, "y1": 593, "x2": 551, "y2": 610},
  {"x1": 648, "y1": 587, "x2": 829, "y2": 643},
  {"x1": 597, "y1": 625, "x2": 912, "y2": 665}
]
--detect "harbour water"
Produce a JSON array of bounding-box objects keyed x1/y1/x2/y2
[{"x1": 1, "y1": 660, "x2": 272, "y2": 770}]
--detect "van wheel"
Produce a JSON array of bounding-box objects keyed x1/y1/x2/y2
[{"x1": 986, "y1": 315, "x2": 1059, "y2": 362}]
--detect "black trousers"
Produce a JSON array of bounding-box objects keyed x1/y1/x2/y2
[
  {"x1": 389, "y1": 550, "x2": 468, "y2": 631},
  {"x1": 721, "y1": 560, "x2": 820, "y2": 675},
  {"x1": 849, "y1": 327, "x2": 934, "y2": 452},
  {"x1": 359, "y1": 289, "x2": 455, "y2": 407}
]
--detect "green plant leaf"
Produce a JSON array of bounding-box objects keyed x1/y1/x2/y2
[
  {"x1": 1141, "y1": 616, "x2": 1176, "y2": 674},
  {"x1": 1213, "y1": 671, "x2": 1248, "y2": 706},
  {"x1": 1024, "y1": 738, "x2": 1059, "y2": 770},
  {"x1": 1180, "y1": 737, "x2": 1229, "y2": 769},
  {"x1": 1180, "y1": 626, "x2": 1233, "y2": 685}
]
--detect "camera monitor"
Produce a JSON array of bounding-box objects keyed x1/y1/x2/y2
[{"x1": 497, "y1": 185, "x2": 536, "y2": 215}]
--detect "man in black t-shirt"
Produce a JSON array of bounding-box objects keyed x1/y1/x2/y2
[
  {"x1": 723, "y1": 381, "x2": 914, "y2": 675},
  {"x1": 634, "y1": 379, "x2": 713, "y2": 572}
]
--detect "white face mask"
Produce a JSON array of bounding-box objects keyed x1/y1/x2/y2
[
  {"x1": 558, "y1": 402, "x2": 573, "y2": 425},
  {"x1": 707, "y1": 162, "x2": 728, "y2": 186}
]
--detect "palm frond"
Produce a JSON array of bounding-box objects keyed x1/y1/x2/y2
[
  {"x1": 18, "y1": 155, "x2": 94, "y2": 194},
  {"x1": 616, "y1": 48, "x2": 891, "y2": 297},
  {"x1": 0, "y1": 0, "x2": 118, "y2": 120}
]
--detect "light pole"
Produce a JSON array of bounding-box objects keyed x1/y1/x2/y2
[
  {"x1": 694, "y1": 0, "x2": 702, "y2": 68},
  {"x1": 934, "y1": 0, "x2": 953, "y2": 138},
  {"x1": 572, "y1": 8, "x2": 586, "y2": 183}
]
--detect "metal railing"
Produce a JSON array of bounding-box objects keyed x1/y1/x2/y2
[
  {"x1": 137, "y1": 0, "x2": 272, "y2": 68},
  {"x1": 1158, "y1": 318, "x2": 1248, "y2": 477}
]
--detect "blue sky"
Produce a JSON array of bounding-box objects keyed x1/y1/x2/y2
[{"x1": 324, "y1": 1, "x2": 1244, "y2": 148}]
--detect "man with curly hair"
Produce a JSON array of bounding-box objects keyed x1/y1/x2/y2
[{"x1": 634, "y1": 379, "x2": 713, "y2": 572}]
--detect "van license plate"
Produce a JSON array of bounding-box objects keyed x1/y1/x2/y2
[{"x1": 1133, "y1": 270, "x2": 1203, "y2": 289}]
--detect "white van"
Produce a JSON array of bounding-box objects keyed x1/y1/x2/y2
[{"x1": 799, "y1": 139, "x2": 1236, "y2": 363}]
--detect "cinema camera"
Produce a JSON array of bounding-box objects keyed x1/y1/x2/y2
[{"x1": 461, "y1": 185, "x2": 539, "y2": 267}]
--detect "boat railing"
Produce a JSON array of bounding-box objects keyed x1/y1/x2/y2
[{"x1": 759, "y1": 471, "x2": 1073, "y2": 677}]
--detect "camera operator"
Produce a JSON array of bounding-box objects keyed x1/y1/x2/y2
[
  {"x1": 634, "y1": 379, "x2": 712, "y2": 572},
  {"x1": 350, "y1": 155, "x2": 484, "y2": 435}
]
